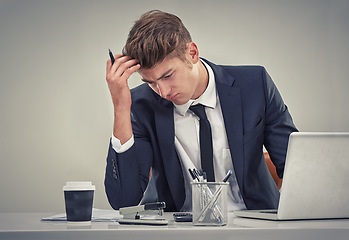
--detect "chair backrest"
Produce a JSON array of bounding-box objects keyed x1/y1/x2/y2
[{"x1": 264, "y1": 152, "x2": 282, "y2": 189}]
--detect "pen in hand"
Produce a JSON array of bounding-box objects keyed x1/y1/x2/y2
[{"x1": 108, "y1": 49, "x2": 115, "y2": 64}]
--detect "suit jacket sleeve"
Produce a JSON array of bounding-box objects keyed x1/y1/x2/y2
[
  {"x1": 262, "y1": 68, "x2": 298, "y2": 178},
  {"x1": 234, "y1": 65, "x2": 298, "y2": 210},
  {"x1": 104, "y1": 106, "x2": 153, "y2": 210}
]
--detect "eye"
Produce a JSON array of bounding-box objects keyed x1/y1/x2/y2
[
  {"x1": 145, "y1": 81, "x2": 158, "y2": 88},
  {"x1": 142, "y1": 79, "x2": 154, "y2": 85},
  {"x1": 164, "y1": 73, "x2": 173, "y2": 79}
]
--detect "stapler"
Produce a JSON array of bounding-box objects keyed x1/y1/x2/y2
[{"x1": 118, "y1": 202, "x2": 168, "y2": 225}]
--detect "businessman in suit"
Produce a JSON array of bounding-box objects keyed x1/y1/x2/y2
[{"x1": 105, "y1": 10, "x2": 298, "y2": 212}]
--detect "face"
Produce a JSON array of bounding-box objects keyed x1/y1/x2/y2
[{"x1": 138, "y1": 45, "x2": 207, "y2": 105}]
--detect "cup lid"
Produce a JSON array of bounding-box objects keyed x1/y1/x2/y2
[{"x1": 63, "y1": 181, "x2": 95, "y2": 191}]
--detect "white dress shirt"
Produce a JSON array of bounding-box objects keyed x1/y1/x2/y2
[{"x1": 112, "y1": 60, "x2": 246, "y2": 211}]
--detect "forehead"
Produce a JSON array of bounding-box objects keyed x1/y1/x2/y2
[{"x1": 138, "y1": 57, "x2": 182, "y2": 80}]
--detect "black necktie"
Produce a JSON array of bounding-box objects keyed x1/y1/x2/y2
[{"x1": 189, "y1": 104, "x2": 215, "y2": 182}]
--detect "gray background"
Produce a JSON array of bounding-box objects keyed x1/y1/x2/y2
[{"x1": 0, "y1": 0, "x2": 348, "y2": 213}]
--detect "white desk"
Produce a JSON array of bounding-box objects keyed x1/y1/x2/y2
[{"x1": 1, "y1": 212, "x2": 349, "y2": 240}]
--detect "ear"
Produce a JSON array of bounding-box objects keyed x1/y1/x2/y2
[{"x1": 186, "y1": 42, "x2": 200, "y2": 64}]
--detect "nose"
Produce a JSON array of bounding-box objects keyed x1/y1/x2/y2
[{"x1": 157, "y1": 81, "x2": 171, "y2": 98}]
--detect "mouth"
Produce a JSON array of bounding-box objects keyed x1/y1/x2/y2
[{"x1": 166, "y1": 93, "x2": 179, "y2": 102}]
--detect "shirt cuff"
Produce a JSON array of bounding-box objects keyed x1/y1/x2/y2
[{"x1": 111, "y1": 134, "x2": 134, "y2": 153}]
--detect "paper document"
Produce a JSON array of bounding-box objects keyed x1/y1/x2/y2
[{"x1": 41, "y1": 208, "x2": 122, "y2": 222}]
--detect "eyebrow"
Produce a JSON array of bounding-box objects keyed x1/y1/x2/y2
[{"x1": 141, "y1": 69, "x2": 173, "y2": 83}]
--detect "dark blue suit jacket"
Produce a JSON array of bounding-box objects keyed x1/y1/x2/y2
[{"x1": 105, "y1": 59, "x2": 298, "y2": 211}]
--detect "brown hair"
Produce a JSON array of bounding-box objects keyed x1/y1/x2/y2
[{"x1": 122, "y1": 10, "x2": 192, "y2": 69}]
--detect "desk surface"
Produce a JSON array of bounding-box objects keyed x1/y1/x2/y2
[{"x1": 1, "y1": 212, "x2": 349, "y2": 240}]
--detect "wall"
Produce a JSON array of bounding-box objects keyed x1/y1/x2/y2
[{"x1": 0, "y1": 0, "x2": 348, "y2": 213}]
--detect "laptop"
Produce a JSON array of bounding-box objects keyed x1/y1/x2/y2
[{"x1": 234, "y1": 132, "x2": 349, "y2": 220}]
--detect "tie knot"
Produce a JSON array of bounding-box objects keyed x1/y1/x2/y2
[{"x1": 189, "y1": 104, "x2": 207, "y2": 120}]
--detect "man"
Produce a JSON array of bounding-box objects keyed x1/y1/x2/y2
[{"x1": 105, "y1": 10, "x2": 298, "y2": 212}]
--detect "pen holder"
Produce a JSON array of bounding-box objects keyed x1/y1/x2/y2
[{"x1": 191, "y1": 182, "x2": 228, "y2": 226}]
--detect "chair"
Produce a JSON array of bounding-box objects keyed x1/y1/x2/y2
[{"x1": 264, "y1": 152, "x2": 282, "y2": 189}]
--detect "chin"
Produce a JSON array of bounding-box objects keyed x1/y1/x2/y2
[{"x1": 172, "y1": 99, "x2": 188, "y2": 105}]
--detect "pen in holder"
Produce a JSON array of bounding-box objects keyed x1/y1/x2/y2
[{"x1": 191, "y1": 182, "x2": 229, "y2": 226}]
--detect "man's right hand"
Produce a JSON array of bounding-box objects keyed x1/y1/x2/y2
[{"x1": 106, "y1": 54, "x2": 140, "y2": 144}]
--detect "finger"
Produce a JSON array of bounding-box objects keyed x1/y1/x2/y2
[
  {"x1": 106, "y1": 58, "x2": 112, "y2": 72},
  {"x1": 113, "y1": 54, "x2": 124, "y2": 62},
  {"x1": 107, "y1": 54, "x2": 126, "y2": 71},
  {"x1": 116, "y1": 59, "x2": 140, "y2": 77},
  {"x1": 121, "y1": 63, "x2": 141, "y2": 80},
  {"x1": 106, "y1": 58, "x2": 135, "y2": 83},
  {"x1": 106, "y1": 55, "x2": 140, "y2": 85},
  {"x1": 110, "y1": 55, "x2": 132, "y2": 73}
]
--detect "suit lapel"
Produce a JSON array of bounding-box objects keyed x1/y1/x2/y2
[
  {"x1": 205, "y1": 60, "x2": 244, "y2": 188},
  {"x1": 153, "y1": 97, "x2": 185, "y2": 210}
]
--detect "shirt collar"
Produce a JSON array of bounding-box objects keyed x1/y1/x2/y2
[{"x1": 174, "y1": 60, "x2": 217, "y2": 116}]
